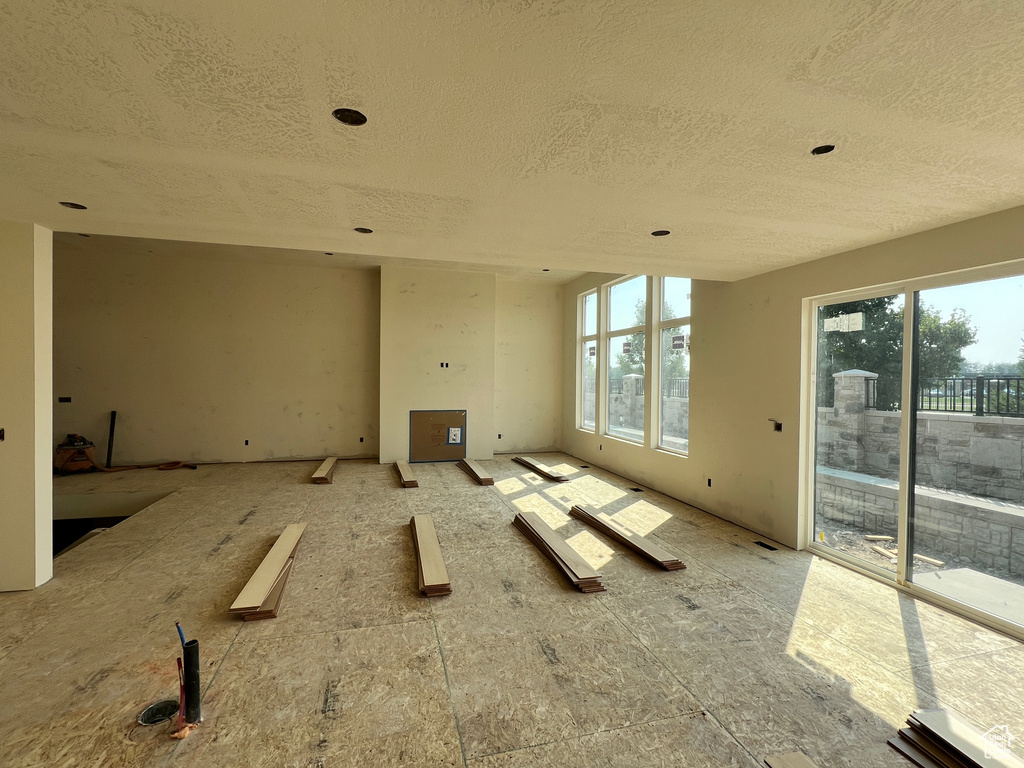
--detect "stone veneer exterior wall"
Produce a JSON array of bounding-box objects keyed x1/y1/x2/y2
[
  {"x1": 815, "y1": 468, "x2": 1024, "y2": 578},
  {"x1": 816, "y1": 371, "x2": 1024, "y2": 502}
]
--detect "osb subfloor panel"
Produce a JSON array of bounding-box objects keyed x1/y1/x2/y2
[{"x1": 2, "y1": 455, "x2": 1021, "y2": 767}]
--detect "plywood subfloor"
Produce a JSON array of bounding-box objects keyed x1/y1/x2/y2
[{"x1": 1, "y1": 454, "x2": 1021, "y2": 767}]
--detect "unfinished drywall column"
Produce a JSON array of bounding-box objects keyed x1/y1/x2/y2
[
  {"x1": 0, "y1": 222, "x2": 53, "y2": 590},
  {"x1": 379, "y1": 266, "x2": 496, "y2": 464}
]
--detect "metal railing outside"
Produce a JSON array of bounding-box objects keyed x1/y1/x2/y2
[{"x1": 868, "y1": 376, "x2": 1024, "y2": 417}]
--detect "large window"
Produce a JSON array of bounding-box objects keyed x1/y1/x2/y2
[
  {"x1": 576, "y1": 275, "x2": 691, "y2": 456},
  {"x1": 659, "y1": 278, "x2": 691, "y2": 453},
  {"x1": 606, "y1": 277, "x2": 647, "y2": 443}
]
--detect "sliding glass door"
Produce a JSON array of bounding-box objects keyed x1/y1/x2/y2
[
  {"x1": 808, "y1": 270, "x2": 1024, "y2": 635},
  {"x1": 812, "y1": 294, "x2": 905, "y2": 576},
  {"x1": 909, "y1": 275, "x2": 1024, "y2": 627}
]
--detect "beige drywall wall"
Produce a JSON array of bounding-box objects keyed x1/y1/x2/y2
[
  {"x1": 494, "y1": 280, "x2": 563, "y2": 453},
  {"x1": 562, "y1": 205, "x2": 1024, "y2": 548},
  {"x1": 379, "y1": 266, "x2": 496, "y2": 464},
  {"x1": 0, "y1": 221, "x2": 53, "y2": 590},
  {"x1": 53, "y1": 247, "x2": 380, "y2": 464}
]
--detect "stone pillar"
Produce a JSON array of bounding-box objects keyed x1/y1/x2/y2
[
  {"x1": 828, "y1": 369, "x2": 877, "y2": 472},
  {"x1": 0, "y1": 222, "x2": 53, "y2": 590}
]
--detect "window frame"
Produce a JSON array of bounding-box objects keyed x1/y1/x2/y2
[
  {"x1": 657, "y1": 277, "x2": 692, "y2": 455},
  {"x1": 602, "y1": 276, "x2": 649, "y2": 445},
  {"x1": 577, "y1": 290, "x2": 598, "y2": 432}
]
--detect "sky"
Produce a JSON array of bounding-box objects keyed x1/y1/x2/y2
[
  {"x1": 604, "y1": 273, "x2": 1021, "y2": 367},
  {"x1": 607, "y1": 276, "x2": 691, "y2": 330},
  {"x1": 922, "y1": 274, "x2": 1024, "y2": 367}
]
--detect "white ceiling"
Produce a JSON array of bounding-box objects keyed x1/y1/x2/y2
[{"x1": 4, "y1": 1, "x2": 1024, "y2": 282}]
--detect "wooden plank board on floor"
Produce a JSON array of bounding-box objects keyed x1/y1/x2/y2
[
  {"x1": 909, "y1": 709, "x2": 1024, "y2": 768},
  {"x1": 569, "y1": 504, "x2": 685, "y2": 570},
  {"x1": 311, "y1": 457, "x2": 338, "y2": 484},
  {"x1": 410, "y1": 514, "x2": 451, "y2": 596},
  {"x1": 229, "y1": 523, "x2": 308, "y2": 613},
  {"x1": 242, "y1": 558, "x2": 294, "y2": 621},
  {"x1": 394, "y1": 461, "x2": 418, "y2": 488},
  {"x1": 897, "y1": 728, "x2": 973, "y2": 768},
  {"x1": 513, "y1": 511, "x2": 604, "y2": 592},
  {"x1": 764, "y1": 752, "x2": 820, "y2": 768},
  {"x1": 512, "y1": 455, "x2": 570, "y2": 482},
  {"x1": 457, "y1": 459, "x2": 494, "y2": 485},
  {"x1": 888, "y1": 738, "x2": 945, "y2": 768}
]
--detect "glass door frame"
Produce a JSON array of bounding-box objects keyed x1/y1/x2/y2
[{"x1": 799, "y1": 260, "x2": 1024, "y2": 641}]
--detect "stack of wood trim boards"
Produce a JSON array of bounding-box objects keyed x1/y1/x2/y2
[
  {"x1": 513, "y1": 511, "x2": 605, "y2": 593},
  {"x1": 513, "y1": 456, "x2": 570, "y2": 482},
  {"x1": 890, "y1": 709, "x2": 1024, "y2": 768},
  {"x1": 311, "y1": 457, "x2": 338, "y2": 484},
  {"x1": 409, "y1": 514, "x2": 452, "y2": 596},
  {"x1": 457, "y1": 459, "x2": 493, "y2": 485},
  {"x1": 228, "y1": 523, "x2": 307, "y2": 621},
  {"x1": 394, "y1": 461, "x2": 419, "y2": 488},
  {"x1": 569, "y1": 504, "x2": 685, "y2": 570}
]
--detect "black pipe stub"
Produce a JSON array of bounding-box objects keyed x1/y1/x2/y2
[
  {"x1": 138, "y1": 699, "x2": 180, "y2": 725},
  {"x1": 183, "y1": 639, "x2": 202, "y2": 724}
]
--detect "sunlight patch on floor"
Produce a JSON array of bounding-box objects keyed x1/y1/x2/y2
[
  {"x1": 787, "y1": 559, "x2": 919, "y2": 725},
  {"x1": 566, "y1": 529, "x2": 616, "y2": 570},
  {"x1": 610, "y1": 500, "x2": 672, "y2": 536},
  {"x1": 564, "y1": 475, "x2": 627, "y2": 507},
  {"x1": 513, "y1": 493, "x2": 571, "y2": 529},
  {"x1": 495, "y1": 477, "x2": 526, "y2": 495}
]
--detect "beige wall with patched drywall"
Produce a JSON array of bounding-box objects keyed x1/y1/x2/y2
[
  {"x1": 494, "y1": 280, "x2": 563, "y2": 454},
  {"x1": 562, "y1": 205, "x2": 1024, "y2": 548},
  {"x1": 379, "y1": 266, "x2": 496, "y2": 464},
  {"x1": 0, "y1": 221, "x2": 53, "y2": 590},
  {"x1": 53, "y1": 247, "x2": 380, "y2": 464}
]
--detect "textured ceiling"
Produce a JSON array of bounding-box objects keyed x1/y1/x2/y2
[{"x1": 4, "y1": 1, "x2": 1024, "y2": 281}]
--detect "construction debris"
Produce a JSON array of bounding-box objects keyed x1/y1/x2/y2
[
  {"x1": 228, "y1": 523, "x2": 307, "y2": 620},
  {"x1": 457, "y1": 459, "x2": 494, "y2": 485},
  {"x1": 311, "y1": 457, "x2": 338, "y2": 484},
  {"x1": 409, "y1": 514, "x2": 451, "y2": 596},
  {"x1": 870, "y1": 545, "x2": 946, "y2": 568},
  {"x1": 569, "y1": 504, "x2": 685, "y2": 570},
  {"x1": 512, "y1": 455, "x2": 570, "y2": 482},
  {"x1": 513, "y1": 511, "x2": 605, "y2": 593},
  {"x1": 394, "y1": 461, "x2": 419, "y2": 487},
  {"x1": 890, "y1": 708, "x2": 1024, "y2": 768},
  {"x1": 865, "y1": 534, "x2": 895, "y2": 542}
]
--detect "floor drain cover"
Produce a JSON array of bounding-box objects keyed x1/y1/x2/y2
[{"x1": 138, "y1": 699, "x2": 180, "y2": 725}]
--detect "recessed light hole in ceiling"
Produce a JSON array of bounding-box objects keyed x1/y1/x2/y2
[
  {"x1": 811, "y1": 144, "x2": 835, "y2": 155},
  {"x1": 354, "y1": 227, "x2": 373, "y2": 234},
  {"x1": 542, "y1": 268, "x2": 550, "y2": 272},
  {"x1": 332, "y1": 108, "x2": 367, "y2": 126},
  {"x1": 651, "y1": 230, "x2": 671, "y2": 237},
  {"x1": 59, "y1": 201, "x2": 87, "y2": 210},
  {"x1": 324, "y1": 252, "x2": 334, "y2": 255}
]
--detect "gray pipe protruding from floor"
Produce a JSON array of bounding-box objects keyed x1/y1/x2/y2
[{"x1": 183, "y1": 639, "x2": 201, "y2": 724}]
